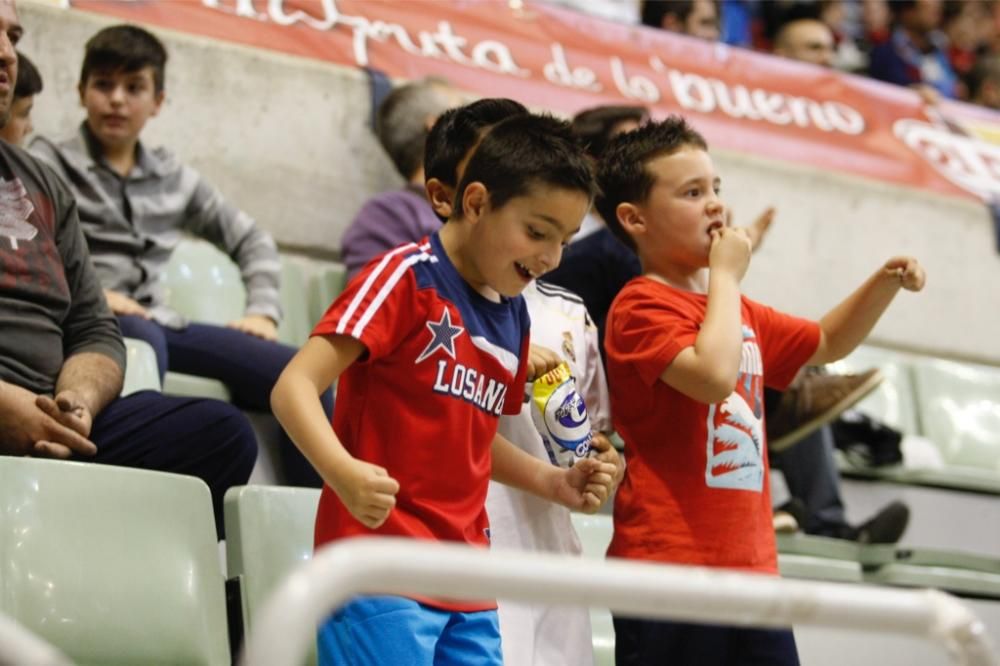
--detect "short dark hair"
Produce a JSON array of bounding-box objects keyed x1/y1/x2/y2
[
  {"x1": 596, "y1": 116, "x2": 707, "y2": 251},
  {"x1": 641, "y1": 0, "x2": 717, "y2": 29},
  {"x1": 425, "y1": 98, "x2": 528, "y2": 188},
  {"x1": 80, "y1": 25, "x2": 168, "y2": 94},
  {"x1": 453, "y1": 113, "x2": 595, "y2": 220},
  {"x1": 375, "y1": 78, "x2": 453, "y2": 180},
  {"x1": 571, "y1": 105, "x2": 649, "y2": 160},
  {"x1": 14, "y1": 51, "x2": 42, "y2": 100}
]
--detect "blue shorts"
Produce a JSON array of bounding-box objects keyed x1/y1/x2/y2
[{"x1": 317, "y1": 595, "x2": 503, "y2": 666}]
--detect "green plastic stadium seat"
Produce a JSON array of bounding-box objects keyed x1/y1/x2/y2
[
  {"x1": 570, "y1": 513, "x2": 615, "y2": 666},
  {"x1": 308, "y1": 261, "x2": 348, "y2": 326},
  {"x1": 160, "y1": 237, "x2": 243, "y2": 401},
  {"x1": 0, "y1": 457, "x2": 229, "y2": 665},
  {"x1": 163, "y1": 237, "x2": 246, "y2": 326},
  {"x1": 829, "y1": 345, "x2": 919, "y2": 435},
  {"x1": 224, "y1": 485, "x2": 321, "y2": 665},
  {"x1": 775, "y1": 533, "x2": 870, "y2": 583},
  {"x1": 121, "y1": 336, "x2": 162, "y2": 396},
  {"x1": 163, "y1": 372, "x2": 233, "y2": 402},
  {"x1": 277, "y1": 257, "x2": 312, "y2": 347},
  {"x1": 863, "y1": 562, "x2": 1000, "y2": 599},
  {"x1": 912, "y1": 359, "x2": 1000, "y2": 472}
]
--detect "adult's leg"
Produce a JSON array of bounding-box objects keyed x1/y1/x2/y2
[
  {"x1": 771, "y1": 426, "x2": 849, "y2": 534},
  {"x1": 85, "y1": 390, "x2": 257, "y2": 537},
  {"x1": 117, "y1": 315, "x2": 170, "y2": 381},
  {"x1": 162, "y1": 323, "x2": 331, "y2": 486}
]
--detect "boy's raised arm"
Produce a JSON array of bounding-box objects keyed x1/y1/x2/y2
[
  {"x1": 491, "y1": 433, "x2": 617, "y2": 514},
  {"x1": 271, "y1": 335, "x2": 400, "y2": 529},
  {"x1": 659, "y1": 227, "x2": 751, "y2": 404},
  {"x1": 808, "y1": 256, "x2": 926, "y2": 366}
]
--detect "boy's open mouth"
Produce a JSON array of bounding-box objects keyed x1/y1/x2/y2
[
  {"x1": 707, "y1": 220, "x2": 724, "y2": 236},
  {"x1": 514, "y1": 262, "x2": 536, "y2": 281}
]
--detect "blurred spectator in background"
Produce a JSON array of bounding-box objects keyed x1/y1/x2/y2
[
  {"x1": 942, "y1": 0, "x2": 996, "y2": 101},
  {"x1": 773, "y1": 17, "x2": 836, "y2": 68},
  {"x1": 339, "y1": 78, "x2": 456, "y2": 279},
  {"x1": 641, "y1": 0, "x2": 720, "y2": 41},
  {"x1": 969, "y1": 55, "x2": 1000, "y2": 111},
  {"x1": 868, "y1": 0, "x2": 958, "y2": 99},
  {"x1": 0, "y1": 50, "x2": 39, "y2": 145}
]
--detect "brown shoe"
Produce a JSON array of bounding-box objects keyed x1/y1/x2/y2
[{"x1": 767, "y1": 368, "x2": 884, "y2": 452}]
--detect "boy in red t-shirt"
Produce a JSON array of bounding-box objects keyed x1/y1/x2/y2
[
  {"x1": 598, "y1": 117, "x2": 925, "y2": 665},
  {"x1": 270, "y1": 113, "x2": 618, "y2": 666}
]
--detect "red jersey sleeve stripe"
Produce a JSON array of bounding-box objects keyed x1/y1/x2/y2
[{"x1": 335, "y1": 242, "x2": 425, "y2": 335}]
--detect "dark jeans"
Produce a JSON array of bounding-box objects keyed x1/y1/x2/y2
[
  {"x1": 765, "y1": 387, "x2": 848, "y2": 534},
  {"x1": 82, "y1": 390, "x2": 258, "y2": 538},
  {"x1": 613, "y1": 615, "x2": 800, "y2": 666},
  {"x1": 119, "y1": 316, "x2": 331, "y2": 487},
  {"x1": 771, "y1": 426, "x2": 848, "y2": 534}
]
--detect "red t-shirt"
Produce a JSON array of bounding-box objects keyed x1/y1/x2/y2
[
  {"x1": 605, "y1": 278, "x2": 820, "y2": 573},
  {"x1": 312, "y1": 235, "x2": 530, "y2": 610}
]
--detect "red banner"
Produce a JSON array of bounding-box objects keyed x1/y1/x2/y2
[{"x1": 63, "y1": 0, "x2": 1000, "y2": 202}]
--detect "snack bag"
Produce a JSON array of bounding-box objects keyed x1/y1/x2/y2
[{"x1": 530, "y1": 362, "x2": 593, "y2": 468}]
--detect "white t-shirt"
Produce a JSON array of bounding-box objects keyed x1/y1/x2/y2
[{"x1": 487, "y1": 279, "x2": 611, "y2": 666}]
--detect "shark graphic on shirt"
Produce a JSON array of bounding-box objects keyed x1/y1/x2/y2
[{"x1": 705, "y1": 325, "x2": 765, "y2": 492}]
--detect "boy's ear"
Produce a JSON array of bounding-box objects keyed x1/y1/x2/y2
[
  {"x1": 460, "y1": 182, "x2": 488, "y2": 223},
  {"x1": 151, "y1": 90, "x2": 166, "y2": 117},
  {"x1": 425, "y1": 178, "x2": 454, "y2": 219},
  {"x1": 616, "y1": 202, "x2": 645, "y2": 238}
]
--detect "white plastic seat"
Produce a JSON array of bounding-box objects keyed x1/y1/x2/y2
[{"x1": 0, "y1": 457, "x2": 230, "y2": 665}]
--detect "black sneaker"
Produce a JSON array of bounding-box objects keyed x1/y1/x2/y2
[{"x1": 815, "y1": 501, "x2": 910, "y2": 544}]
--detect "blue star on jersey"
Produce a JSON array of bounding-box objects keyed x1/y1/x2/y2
[{"x1": 415, "y1": 307, "x2": 465, "y2": 364}]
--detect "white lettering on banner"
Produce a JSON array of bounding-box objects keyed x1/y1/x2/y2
[
  {"x1": 666, "y1": 69, "x2": 866, "y2": 135},
  {"x1": 203, "y1": 0, "x2": 529, "y2": 75},
  {"x1": 199, "y1": 0, "x2": 866, "y2": 134},
  {"x1": 544, "y1": 44, "x2": 603, "y2": 92},
  {"x1": 895, "y1": 119, "x2": 1000, "y2": 200},
  {"x1": 610, "y1": 57, "x2": 660, "y2": 103}
]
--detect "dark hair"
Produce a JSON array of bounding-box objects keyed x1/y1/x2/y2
[
  {"x1": 641, "y1": 0, "x2": 717, "y2": 30},
  {"x1": 969, "y1": 55, "x2": 1000, "y2": 101},
  {"x1": 14, "y1": 51, "x2": 42, "y2": 99},
  {"x1": 571, "y1": 105, "x2": 649, "y2": 159},
  {"x1": 375, "y1": 78, "x2": 453, "y2": 179},
  {"x1": 80, "y1": 25, "x2": 168, "y2": 94},
  {"x1": 596, "y1": 116, "x2": 707, "y2": 251},
  {"x1": 424, "y1": 98, "x2": 528, "y2": 188},
  {"x1": 452, "y1": 113, "x2": 595, "y2": 219}
]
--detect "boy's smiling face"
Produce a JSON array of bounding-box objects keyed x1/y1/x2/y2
[
  {"x1": 79, "y1": 65, "x2": 163, "y2": 151},
  {"x1": 621, "y1": 146, "x2": 725, "y2": 273},
  {"x1": 462, "y1": 183, "x2": 589, "y2": 299}
]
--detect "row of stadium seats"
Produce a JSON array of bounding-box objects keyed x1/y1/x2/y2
[
  {"x1": 4, "y1": 457, "x2": 993, "y2": 666},
  {"x1": 831, "y1": 346, "x2": 1000, "y2": 493}
]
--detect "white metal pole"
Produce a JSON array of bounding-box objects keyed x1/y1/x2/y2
[{"x1": 241, "y1": 537, "x2": 998, "y2": 666}]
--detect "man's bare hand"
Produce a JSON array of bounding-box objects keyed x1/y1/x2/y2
[
  {"x1": 104, "y1": 289, "x2": 150, "y2": 318},
  {"x1": 0, "y1": 382, "x2": 97, "y2": 458},
  {"x1": 228, "y1": 314, "x2": 279, "y2": 341},
  {"x1": 35, "y1": 390, "x2": 93, "y2": 438}
]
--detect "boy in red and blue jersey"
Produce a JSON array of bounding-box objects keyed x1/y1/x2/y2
[{"x1": 271, "y1": 112, "x2": 617, "y2": 665}]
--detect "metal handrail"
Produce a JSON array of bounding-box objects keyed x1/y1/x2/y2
[
  {"x1": 0, "y1": 613, "x2": 73, "y2": 666},
  {"x1": 240, "y1": 537, "x2": 998, "y2": 666}
]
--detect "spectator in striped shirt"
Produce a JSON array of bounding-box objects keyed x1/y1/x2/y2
[{"x1": 31, "y1": 24, "x2": 331, "y2": 487}]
